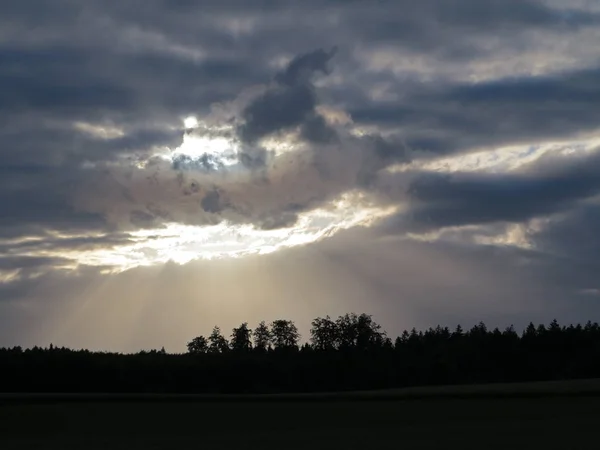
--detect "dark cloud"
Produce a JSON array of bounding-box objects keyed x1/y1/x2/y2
[
  {"x1": 200, "y1": 189, "x2": 223, "y2": 214},
  {"x1": 531, "y1": 201, "x2": 600, "y2": 268},
  {"x1": 93, "y1": 1, "x2": 599, "y2": 63},
  {"x1": 0, "y1": 42, "x2": 269, "y2": 124},
  {"x1": 0, "y1": 256, "x2": 70, "y2": 273},
  {"x1": 0, "y1": 233, "x2": 134, "y2": 255},
  {"x1": 349, "y1": 64, "x2": 600, "y2": 157},
  {"x1": 238, "y1": 84, "x2": 317, "y2": 143},
  {"x1": 237, "y1": 48, "x2": 337, "y2": 145},
  {"x1": 1, "y1": 1, "x2": 598, "y2": 240},
  {"x1": 274, "y1": 47, "x2": 337, "y2": 86},
  {"x1": 0, "y1": 168, "x2": 106, "y2": 236},
  {"x1": 348, "y1": 0, "x2": 599, "y2": 47},
  {"x1": 379, "y1": 149, "x2": 600, "y2": 232},
  {"x1": 299, "y1": 114, "x2": 339, "y2": 144}
]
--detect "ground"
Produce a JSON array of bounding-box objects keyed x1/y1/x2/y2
[{"x1": 1, "y1": 380, "x2": 599, "y2": 449}]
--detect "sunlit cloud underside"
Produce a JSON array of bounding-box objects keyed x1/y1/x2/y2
[
  {"x1": 31, "y1": 118, "x2": 600, "y2": 274},
  {"x1": 83, "y1": 194, "x2": 394, "y2": 272}
]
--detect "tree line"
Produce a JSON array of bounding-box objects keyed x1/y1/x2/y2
[
  {"x1": 187, "y1": 314, "x2": 385, "y2": 354},
  {"x1": 2, "y1": 313, "x2": 600, "y2": 393}
]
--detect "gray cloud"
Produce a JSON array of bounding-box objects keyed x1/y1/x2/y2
[
  {"x1": 70, "y1": 127, "x2": 414, "y2": 232},
  {"x1": 531, "y1": 200, "x2": 600, "y2": 270},
  {"x1": 237, "y1": 47, "x2": 337, "y2": 145},
  {"x1": 1, "y1": 0, "x2": 600, "y2": 349},
  {"x1": 299, "y1": 114, "x2": 339, "y2": 145},
  {"x1": 377, "y1": 149, "x2": 600, "y2": 232},
  {"x1": 349, "y1": 65, "x2": 600, "y2": 157},
  {"x1": 0, "y1": 233, "x2": 134, "y2": 256},
  {"x1": 275, "y1": 47, "x2": 338, "y2": 86},
  {"x1": 238, "y1": 83, "x2": 317, "y2": 144},
  {"x1": 1, "y1": 0, "x2": 599, "y2": 239}
]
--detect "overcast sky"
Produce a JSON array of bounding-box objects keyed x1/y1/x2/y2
[{"x1": 2, "y1": 0, "x2": 600, "y2": 352}]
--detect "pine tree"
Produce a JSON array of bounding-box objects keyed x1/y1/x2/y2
[{"x1": 230, "y1": 323, "x2": 253, "y2": 352}]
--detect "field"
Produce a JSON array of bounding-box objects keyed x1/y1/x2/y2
[{"x1": 2, "y1": 379, "x2": 600, "y2": 449}]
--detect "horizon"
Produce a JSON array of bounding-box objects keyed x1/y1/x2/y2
[{"x1": 0, "y1": 314, "x2": 593, "y2": 354}]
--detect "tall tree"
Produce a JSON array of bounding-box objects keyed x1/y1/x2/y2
[
  {"x1": 208, "y1": 326, "x2": 229, "y2": 354},
  {"x1": 230, "y1": 323, "x2": 253, "y2": 352},
  {"x1": 355, "y1": 313, "x2": 386, "y2": 350},
  {"x1": 336, "y1": 313, "x2": 358, "y2": 349},
  {"x1": 270, "y1": 320, "x2": 300, "y2": 350},
  {"x1": 253, "y1": 321, "x2": 272, "y2": 352},
  {"x1": 523, "y1": 322, "x2": 537, "y2": 339},
  {"x1": 310, "y1": 315, "x2": 339, "y2": 351}
]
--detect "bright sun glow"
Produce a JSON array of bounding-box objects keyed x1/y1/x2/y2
[
  {"x1": 174, "y1": 134, "x2": 239, "y2": 164},
  {"x1": 183, "y1": 116, "x2": 198, "y2": 128},
  {"x1": 48, "y1": 192, "x2": 396, "y2": 273},
  {"x1": 169, "y1": 118, "x2": 240, "y2": 165}
]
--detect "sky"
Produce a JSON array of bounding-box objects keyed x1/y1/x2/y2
[{"x1": 2, "y1": 0, "x2": 600, "y2": 352}]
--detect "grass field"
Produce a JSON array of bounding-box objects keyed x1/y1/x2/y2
[{"x1": 1, "y1": 379, "x2": 600, "y2": 449}]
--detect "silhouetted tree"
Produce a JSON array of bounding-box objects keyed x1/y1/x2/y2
[
  {"x1": 310, "y1": 316, "x2": 339, "y2": 351},
  {"x1": 253, "y1": 321, "x2": 271, "y2": 352},
  {"x1": 523, "y1": 322, "x2": 537, "y2": 339},
  {"x1": 336, "y1": 313, "x2": 386, "y2": 351},
  {"x1": 549, "y1": 319, "x2": 561, "y2": 334},
  {"x1": 187, "y1": 336, "x2": 209, "y2": 354},
  {"x1": 394, "y1": 336, "x2": 403, "y2": 350},
  {"x1": 230, "y1": 323, "x2": 252, "y2": 352},
  {"x1": 398, "y1": 330, "x2": 410, "y2": 346},
  {"x1": 270, "y1": 320, "x2": 300, "y2": 350},
  {"x1": 356, "y1": 313, "x2": 386, "y2": 350},
  {"x1": 452, "y1": 325, "x2": 464, "y2": 339},
  {"x1": 300, "y1": 343, "x2": 313, "y2": 353},
  {"x1": 208, "y1": 326, "x2": 229, "y2": 354},
  {"x1": 3, "y1": 316, "x2": 600, "y2": 394}
]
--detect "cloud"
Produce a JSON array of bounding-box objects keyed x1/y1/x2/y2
[
  {"x1": 68, "y1": 127, "x2": 412, "y2": 232},
  {"x1": 1, "y1": 1, "x2": 598, "y2": 240},
  {"x1": 377, "y1": 148, "x2": 600, "y2": 232},
  {"x1": 1, "y1": 0, "x2": 600, "y2": 350},
  {"x1": 275, "y1": 47, "x2": 338, "y2": 86},
  {"x1": 237, "y1": 47, "x2": 338, "y2": 145},
  {"x1": 530, "y1": 200, "x2": 600, "y2": 269},
  {"x1": 349, "y1": 64, "x2": 600, "y2": 158},
  {"x1": 299, "y1": 114, "x2": 339, "y2": 144}
]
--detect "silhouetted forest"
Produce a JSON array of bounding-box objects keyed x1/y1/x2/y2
[{"x1": 2, "y1": 313, "x2": 600, "y2": 393}]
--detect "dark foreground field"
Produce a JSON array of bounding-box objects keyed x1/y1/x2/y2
[{"x1": 2, "y1": 379, "x2": 600, "y2": 449}]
